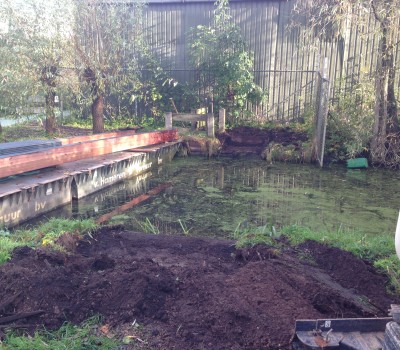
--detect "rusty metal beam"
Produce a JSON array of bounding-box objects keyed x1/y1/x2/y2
[
  {"x1": 0, "y1": 129, "x2": 178, "y2": 179},
  {"x1": 58, "y1": 129, "x2": 138, "y2": 145},
  {"x1": 95, "y1": 183, "x2": 171, "y2": 224}
]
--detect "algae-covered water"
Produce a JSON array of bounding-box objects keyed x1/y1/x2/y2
[{"x1": 28, "y1": 157, "x2": 400, "y2": 238}]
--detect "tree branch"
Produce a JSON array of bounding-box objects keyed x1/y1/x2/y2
[{"x1": 370, "y1": 1, "x2": 384, "y2": 27}]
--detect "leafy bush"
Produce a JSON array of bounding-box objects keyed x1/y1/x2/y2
[
  {"x1": 325, "y1": 74, "x2": 375, "y2": 162},
  {"x1": 188, "y1": 0, "x2": 267, "y2": 125}
]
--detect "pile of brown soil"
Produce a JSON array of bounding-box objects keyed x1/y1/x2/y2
[
  {"x1": 217, "y1": 126, "x2": 308, "y2": 157},
  {"x1": 0, "y1": 227, "x2": 397, "y2": 349}
]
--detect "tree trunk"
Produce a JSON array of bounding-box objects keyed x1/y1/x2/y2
[
  {"x1": 45, "y1": 91, "x2": 57, "y2": 135},
  {"x1": 92, "y1": 93, "x2": 104, "y2": 134},
  {"x1": 371, "y1": 23, "x2": 399, "y2": 164},
  {"x1": 387, "y1": 47, "x2": 399, "y2": 133}
]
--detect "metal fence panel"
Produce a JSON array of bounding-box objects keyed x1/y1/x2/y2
[{"x1": 143, "y1": 0, "x2": 399, "y2": 121}]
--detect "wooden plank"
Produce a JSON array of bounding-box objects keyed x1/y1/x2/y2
[
  {"x1": 58, "y1": 129, "x2": 137, "y2": 145},
  {"x1": 0, "y1": 130, "x2": 178, "y2": 179},
  {"x1": 95, "y1": 183, "x2": 171, "y2": 224},
  {"x1": 172, "y1": 113, "x2": 207, "y2": 122},
  {"x1": 0, "y1": 310, "x2": 44, "y2": 325}
]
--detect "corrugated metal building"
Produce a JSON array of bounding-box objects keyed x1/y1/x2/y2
[
  {"x1": 109, "y1": 0, "x2": 400, "y2": 120},
  {"x1": 144, "y1": 0, "x2": 315, "y2": 120}
]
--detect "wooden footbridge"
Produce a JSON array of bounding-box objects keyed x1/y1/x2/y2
[{"x1": 0, "y1": 129, "x2": 180, "y2": 227}]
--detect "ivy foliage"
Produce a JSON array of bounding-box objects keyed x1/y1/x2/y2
[{"x1": 188, "y1": 0, "x2": 266, "y2": 125}]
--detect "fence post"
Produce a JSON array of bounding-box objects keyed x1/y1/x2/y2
[
  {"x1": 219, "y1": 109, "x2": 226, "y2": 133},
  {"x1": 313, "y1": 57, "x2": 330, "y2": 167},
  {"x1": 207, "y1": 113, "x2": 215, "y2": 138},
  {"x1": 165, "y1": 112, "x2": 173, "y2": 130}
]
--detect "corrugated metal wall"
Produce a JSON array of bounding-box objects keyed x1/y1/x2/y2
[{"x1": 143, "y1": 0, "x2": 400, "y2": 121}]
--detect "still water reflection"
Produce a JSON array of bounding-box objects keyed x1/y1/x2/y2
[{"x1": 26, "y1": 157, "x2": 400, "y2": 238}]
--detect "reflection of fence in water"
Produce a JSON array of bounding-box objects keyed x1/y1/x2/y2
[
  {"x1": 197, "y1": 165, "x2": 314, "y2": 192},
  {"x1": 194, "y1": 165, "x2": 319, "y2": 228},
  {"x1": 229, "y1": 166, "x2": 307, "y2": 190},
  {"x1": 130, "y1": 165, "x2": 331, "y2": 235}
]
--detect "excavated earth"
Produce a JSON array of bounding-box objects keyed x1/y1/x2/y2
[
  {"x1": 0, "y1": 227, "x2": 398, "y2": 350},
  {"x1": 0, "y1": 125, "x2": 398, "y2": 349},
  {"x1": 217, "y1": 126, "x2": 308, "y2": 156}
]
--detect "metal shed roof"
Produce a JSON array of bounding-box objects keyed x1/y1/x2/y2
[
  {"x1": 105, "y1": 0, "x2": 284, "y2": 3},
  {"x1": 147, "y1": 0, "x2": 278, "y2": 2},
  {"x1": 147, "y1": 0, "x2": 283, "y2": 2}
]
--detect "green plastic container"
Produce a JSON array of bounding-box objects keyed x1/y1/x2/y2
[{"x1": 346, "y1": 158, "x2": 368, "y2": 169}]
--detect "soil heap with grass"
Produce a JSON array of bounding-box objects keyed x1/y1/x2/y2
[{"x1": 0, "y1": 227, "x2": 398, "y2": 349}]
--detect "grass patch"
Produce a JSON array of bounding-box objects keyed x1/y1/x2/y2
[
  {"x1": 2, "y1": 316, "x2": 118, "y2": 350},
  {"x1": 282, "y1": 224, "x2": 400, "y2": 293},
  {"x1": 0, "y1": 122, "x2": 49, "y2": 142},
  {"x1": 135, "y1": 218, "x2": 160, "y2": 234},
  {"x1": 232, "y1": 222, "x2": 280, "y2": 248},
  {"x1": 0, "y1": 232, "x2": 25, "y2": 265},
  {"x1": 281, "y1": 224, "x2": 395, "y2": 260},
  {"x1": 0, "y1": 218, "x2": 97, "y2": 265},
  {"x1": 62, "y1": 115, "x2": 141, "y2": 131},
  {"x1": 232, "y1": 223, "x2": 400, "y2": 293}
]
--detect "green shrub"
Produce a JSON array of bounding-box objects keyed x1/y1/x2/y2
[
  {"x1": 326, "y1": 74, "x2": 375, "y2": 162},
  {"x1": 188, "y1": 0, "x2": 267, "y2": 125}
]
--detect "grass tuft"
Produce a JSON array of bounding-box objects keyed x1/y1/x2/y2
[
  {"x1": 232, "y1": 223, "x2": 400, "y2": 293},
  {"x1": 2, "y1": 316, "x2": 118, "y2": 350},
  {"x1": 281, "y1": 224, "x2": 395, "y2": 260},
  {"x1": 232, "y1": 221, "x2": 280, "y2": 248},
  {"x1": 281, "y1": 224, "x2": 400, "y2": 293},
  {"x1": 135, "y1": 218, "x2": 160, "y2": 234},
  {"x1": 0, "y1": 218, "x2": 97, "y2": 266}
]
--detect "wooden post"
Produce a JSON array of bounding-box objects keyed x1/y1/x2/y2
[
  {"x1": 219, "y1": 108, "x2": 226, "y2": 133},
  {"x1": 207, "y1": 113, "x2": 215, "y2": 138},
  {"x1": 313, "y1": 57, "x2": 330, "y2": 167},
  {"x1": 165, "y1": 112, "x2": 173, "y2": 130},
  {"x1": 60, "y1": 93, "x2": 64, "y2": 120}
]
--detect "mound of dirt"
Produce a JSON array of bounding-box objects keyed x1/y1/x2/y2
[
  {"x1": 0, "y1": 227, "x2": 398, "y2": 349},
  {"x1": 217, "y1": 126, "x2": 308, "y2": 157}
]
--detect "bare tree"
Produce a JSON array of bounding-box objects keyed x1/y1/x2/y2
[
  {"x1": 292, "y1": 0, "x2": 399, "y2": 166},
  {"x1": 73, "y1": 0, "x2": 146, "y2": 133},
  {"x1": 370, "y1": 0, "x2": 399, "y2": 164},
  {"x1": 0, "y1": 0, "x2": 73, "y2": 134}
]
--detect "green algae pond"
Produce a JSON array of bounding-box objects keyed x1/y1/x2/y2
[{"x1": 24, "y1": 156, "x2": 400, "y2": 238}]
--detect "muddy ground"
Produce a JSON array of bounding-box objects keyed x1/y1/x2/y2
[
  {"x1": 0, "y1": 125, "x2": 397, "y2": 349},
  {"x1": 0, "y1": 227, "x2": 398, "y2": 349},
  {"x1": 217, "y1": 126, "x2": 308, "y2": 155}
]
